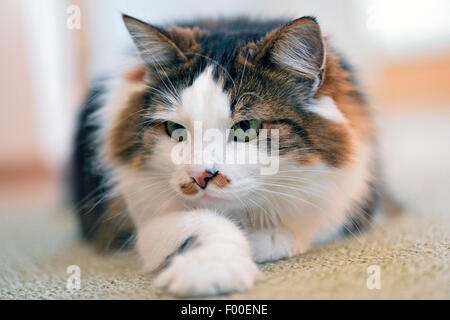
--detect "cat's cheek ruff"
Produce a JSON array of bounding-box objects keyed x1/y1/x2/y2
[
  {"x1": 254, "y1": 138, "x2": 374, "y2": 252},
  {"x1": 320, "y1": 140, "x2": 374, "y2": 243}
]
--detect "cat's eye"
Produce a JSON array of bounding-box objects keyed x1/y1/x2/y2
[
  {"x1": 165, "y1": 121, "x2": 187, "y2": 142},
  {"x1": 231, "y1": 120, "x2": 262, "y2": 142}
]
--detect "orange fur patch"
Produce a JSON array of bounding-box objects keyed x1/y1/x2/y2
[
  {"x1": 210, "y1": 173, "x2": 231, "y2": 188},
  {"x1": 179, "y1": 173, "x2": 230, "y2": 196},
  {"x1": 108, "y1": 90, "x2": 145, "y2": 163},
  {"x1": 169, "y1": 26, "x2": 203, "y2": 53},
  {"x1": 317, "y1": 50, "x2": 373, "y2": 141},
  {"x1": 179, "y1": 181, "x2": 199, "y2": 195},
  {"x1": 123, "y1": 65, "x2": 147, "y2": 82}
]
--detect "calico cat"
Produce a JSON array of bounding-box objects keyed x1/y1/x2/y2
[{"x1": 72, "y1": 14, "x2": 378, "y2": 297}]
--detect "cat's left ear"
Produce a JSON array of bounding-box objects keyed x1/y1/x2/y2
[
  {"x1": 122, "y1": 14, "x2": 188, "y2": 66},
  {"x1": 255, "y1": 17, "x2": 326, "y2": 92}
]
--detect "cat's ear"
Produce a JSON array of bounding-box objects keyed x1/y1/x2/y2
[
  {"x1": 122, "y1": 14, "x2": 188, "y2": 66},
  {"x1": 255, "y1": 17, "x2": 325, "y2": 91}
]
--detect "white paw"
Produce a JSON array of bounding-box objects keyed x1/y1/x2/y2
[
  {"x1": 153, "y1": 246, "x2": 261, "y2": 297},
  {"x1": 247, "y1": 230, "x2": 296, "y2": 263}
]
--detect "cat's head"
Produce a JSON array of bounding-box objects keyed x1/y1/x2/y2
[{"x1": 105, "y1": 15, "x2": 365, "y2": 211}]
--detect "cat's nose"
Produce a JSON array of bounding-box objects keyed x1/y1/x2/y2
[{"x1": 191, "y1": 170, "x2": 217, "y2": 189}]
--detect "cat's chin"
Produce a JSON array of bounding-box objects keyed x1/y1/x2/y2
[
  {"x1": 184, "y1": 191, "x2": 231, "y2": 206},
  {"x1": 196, "y1": 193, "x2": 226, "y2": 203},
  {"x1": 201, "y1": 193, "x2": 222, "y2": 200}
]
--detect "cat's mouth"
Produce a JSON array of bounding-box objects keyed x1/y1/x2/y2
[
  {"x1": 178, "y1": 183, "x2": 228, "y2": 202},
  {"x1": 178, "y1": 187, "x2": 227, "y2": 201},
  {"x1": 179, "y1": 173, "x2": 231, "y2": 197}
]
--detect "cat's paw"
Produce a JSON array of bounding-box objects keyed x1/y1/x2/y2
[
  {"x1": 153, "y1": 246, "x2": 261, "y2": 297},
  {"x1": 247, "y1": 230, "x2": 296, "y2": 263}
]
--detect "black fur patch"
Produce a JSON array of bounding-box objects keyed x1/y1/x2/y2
[
  {"x1": 342, "y1": 183, "x2": 379, "y2": 236},
  {"x1": 159, "y1": 236, "x2": 199, "y2": 271},
  {"x1": 71, "y1": 85, "x2": 110, "y2": 240}
]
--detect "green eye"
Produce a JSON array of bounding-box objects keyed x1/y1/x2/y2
[
  {"x1": 165, "y1": 121, "x2": 187, "y2": 142},
  {"x1": 231, "y1": 119, "x2": 262, "y2": 142}
]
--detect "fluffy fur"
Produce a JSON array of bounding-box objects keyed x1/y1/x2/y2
[{"x1": 71, "y1": 15, "x2": 378, "y2": 297}]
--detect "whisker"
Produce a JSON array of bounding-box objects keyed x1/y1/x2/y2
[
  {"x1": 184, "y1": 52, "x2": 237, "y2": 93},
  {"x1": 235, "y1": 48, "x2": 251, "y2": 100}
]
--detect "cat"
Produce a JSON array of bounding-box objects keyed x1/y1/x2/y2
[{"x1": 71, "y1": 14, "x2": 379, "y2": 297}]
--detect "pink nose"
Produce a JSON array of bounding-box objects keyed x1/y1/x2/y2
[{"x1": 191, "y1": 170, "x2": 216, "y2": 189}]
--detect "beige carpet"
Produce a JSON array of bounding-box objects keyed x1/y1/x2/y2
[
  {"x1": 0, "y1": 205, "x2": 448, "y2": 299},
  {"x1": 0, "y1": 109, "x2": 449, "y2": 299}
]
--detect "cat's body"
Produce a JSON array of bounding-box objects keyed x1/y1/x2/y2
[{"x1": 72, "y1": 16, "x2": 378, "y2": 296}]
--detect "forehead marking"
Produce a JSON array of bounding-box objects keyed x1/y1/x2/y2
[{"x1": 177, "y1": 66, "x2": 231, "y2": 129}]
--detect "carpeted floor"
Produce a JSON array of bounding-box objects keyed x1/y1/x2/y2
[
  {"x1": 0, "y1": 205, "x2": 448, "y2": 299},
  {"x1": 0, "y1": 110, "x2": 449, "y2": 299}
]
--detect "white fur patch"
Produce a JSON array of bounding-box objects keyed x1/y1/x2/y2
[
  {"x1": 172, "y1": 66, "x2": 231, "y2": 131},
  {"x1": 139, "y1": 209, "x2": 261, "y2": 297},
  {"x1": 247, "y1": 229, "x2": 296, "y2": 263},
  {"x1": 305, "y1": 96, "x2": 348, "y2": 123}
]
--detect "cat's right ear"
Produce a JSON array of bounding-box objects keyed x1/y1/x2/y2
[
  {"x1": 254, "y1": 17, "x2": 326, "y2": 93},
  {"x1": 122, "y1": 14, "x2": 188, "y2": 66}
]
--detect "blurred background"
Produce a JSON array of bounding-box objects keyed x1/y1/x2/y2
[{"x1": 1, "y1": 0, "x2": 449, "y2": 217}]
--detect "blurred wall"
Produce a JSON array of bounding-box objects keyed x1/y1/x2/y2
[
  {"x1": 84, "y1": 0, "x2": 364, "y2": 79},
  {"x1": 0, "y1": 0, "x2": 86, "y2": 205},
  {"x1": 0, "y1": 0, "x2": 57, "y2": 205},
  {"x1": 0, "y1": 0, "x2": 39, "y2": 168}
]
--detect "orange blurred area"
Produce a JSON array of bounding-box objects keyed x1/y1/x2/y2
[
  {"x1": 373, "y1": 53, "x2": 450, "y2": 109},
  {"x1": 0, "y1": 162, "x2": 59, "y2": 206}
]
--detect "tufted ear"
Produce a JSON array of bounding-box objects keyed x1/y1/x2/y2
[
  {"x1": 122, "y1": 14, "x2": 188, "y2": 67},
  {"x1": 255, "y1": 17, "x2": 326, "y2": 91}
]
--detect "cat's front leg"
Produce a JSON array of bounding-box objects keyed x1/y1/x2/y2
[
  {"x1": 247, "y1": 228, "x2": 300, "y2": 263},
  {"x1": 137, "y1": 209, "x2": 261, "y2": 297}
]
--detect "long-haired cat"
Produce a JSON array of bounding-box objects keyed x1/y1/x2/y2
[{"x1": 72, "y1": 15, "x2": 378, "y2": 297}]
